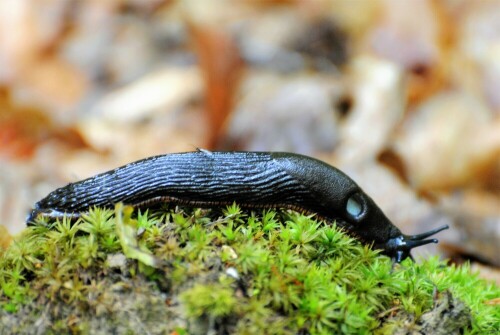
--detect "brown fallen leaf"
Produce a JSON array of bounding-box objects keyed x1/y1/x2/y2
[
  {"x1": 226, "y1": 74, "x2": 342, "y2": 154},
  {"x1": 395, "y1": 92, "x2": 500, "y2": 191},
  {"x1": 336, "y1": 55, "x2": 405, "y2": 165},
  {"x1": 185, "y1": 5, "x2": 244, "y2": 149},
  {"x1": 0, "y1": 89, "x2": 52, "y2": 159},
  {"x1": 367, "y1": 0, "x2": 447, "y2": 106}
]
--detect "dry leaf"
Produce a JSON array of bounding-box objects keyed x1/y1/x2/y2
[
  {"x1": 395, "y1": 92, "x2": 500, "y2": 190},
  {"x1": 335, "y1": 55, "x2": 405, "y2": 165},
  {"x1": 188, "y1": 22, "x2": 243, "y2": 149}
]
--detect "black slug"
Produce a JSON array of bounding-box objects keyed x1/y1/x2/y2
[{"x1": 28, "y1": 151, "x2": 448, "y2": 262}]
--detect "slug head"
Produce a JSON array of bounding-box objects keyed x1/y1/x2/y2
[
  {"x1": 343, "y1": 191, "x2": 449, "y2": 262},
  {"x1": 273, "y1": 153, "x2": 449, "y2": 262},
  {"x1": 374, "y1": 224, "x2": 449, "y2": 262}
]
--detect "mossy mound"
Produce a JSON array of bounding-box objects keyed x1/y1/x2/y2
[{"x1": 0, "y1": 204, "x2": 498, "y2": 334}]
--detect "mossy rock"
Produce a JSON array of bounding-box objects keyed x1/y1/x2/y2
[{"x1": 0, "y1": 204, "x2": 498, "y2": 334}]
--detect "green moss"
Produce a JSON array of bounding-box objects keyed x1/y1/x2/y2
[
  {"x1": 181, "y1": 280, "x2": 237, "y2": 318},
  {"x1": 0, "y1": 204, "x2": 498, "y2": 334}
]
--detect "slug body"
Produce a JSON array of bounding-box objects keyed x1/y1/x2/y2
[{"x1": 28, "y1": 151, "x2": 447, "y2": 262}]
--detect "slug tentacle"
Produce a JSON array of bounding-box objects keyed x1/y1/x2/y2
[
  {"x1": 381, "y1": 224, "x2": 450, "y2": 263},
  {"x1": 27, "y1": 151, "x2": 448, "y2": 262},
  {"x1": 406, "y1": 225, "x2": 450, "y2": 241}
]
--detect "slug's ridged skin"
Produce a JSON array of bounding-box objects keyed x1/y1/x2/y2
[{"x1": 28, "y1": 151, "x2": 448, "y2": 262}]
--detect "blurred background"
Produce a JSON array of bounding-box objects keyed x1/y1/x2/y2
[{"x1": 0, "y1": 0, "x2": 498, "y2": 281}]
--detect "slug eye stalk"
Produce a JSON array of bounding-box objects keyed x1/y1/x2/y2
[{"x1": 383, "y1": 225, "x2": 449, "y2": 263}]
